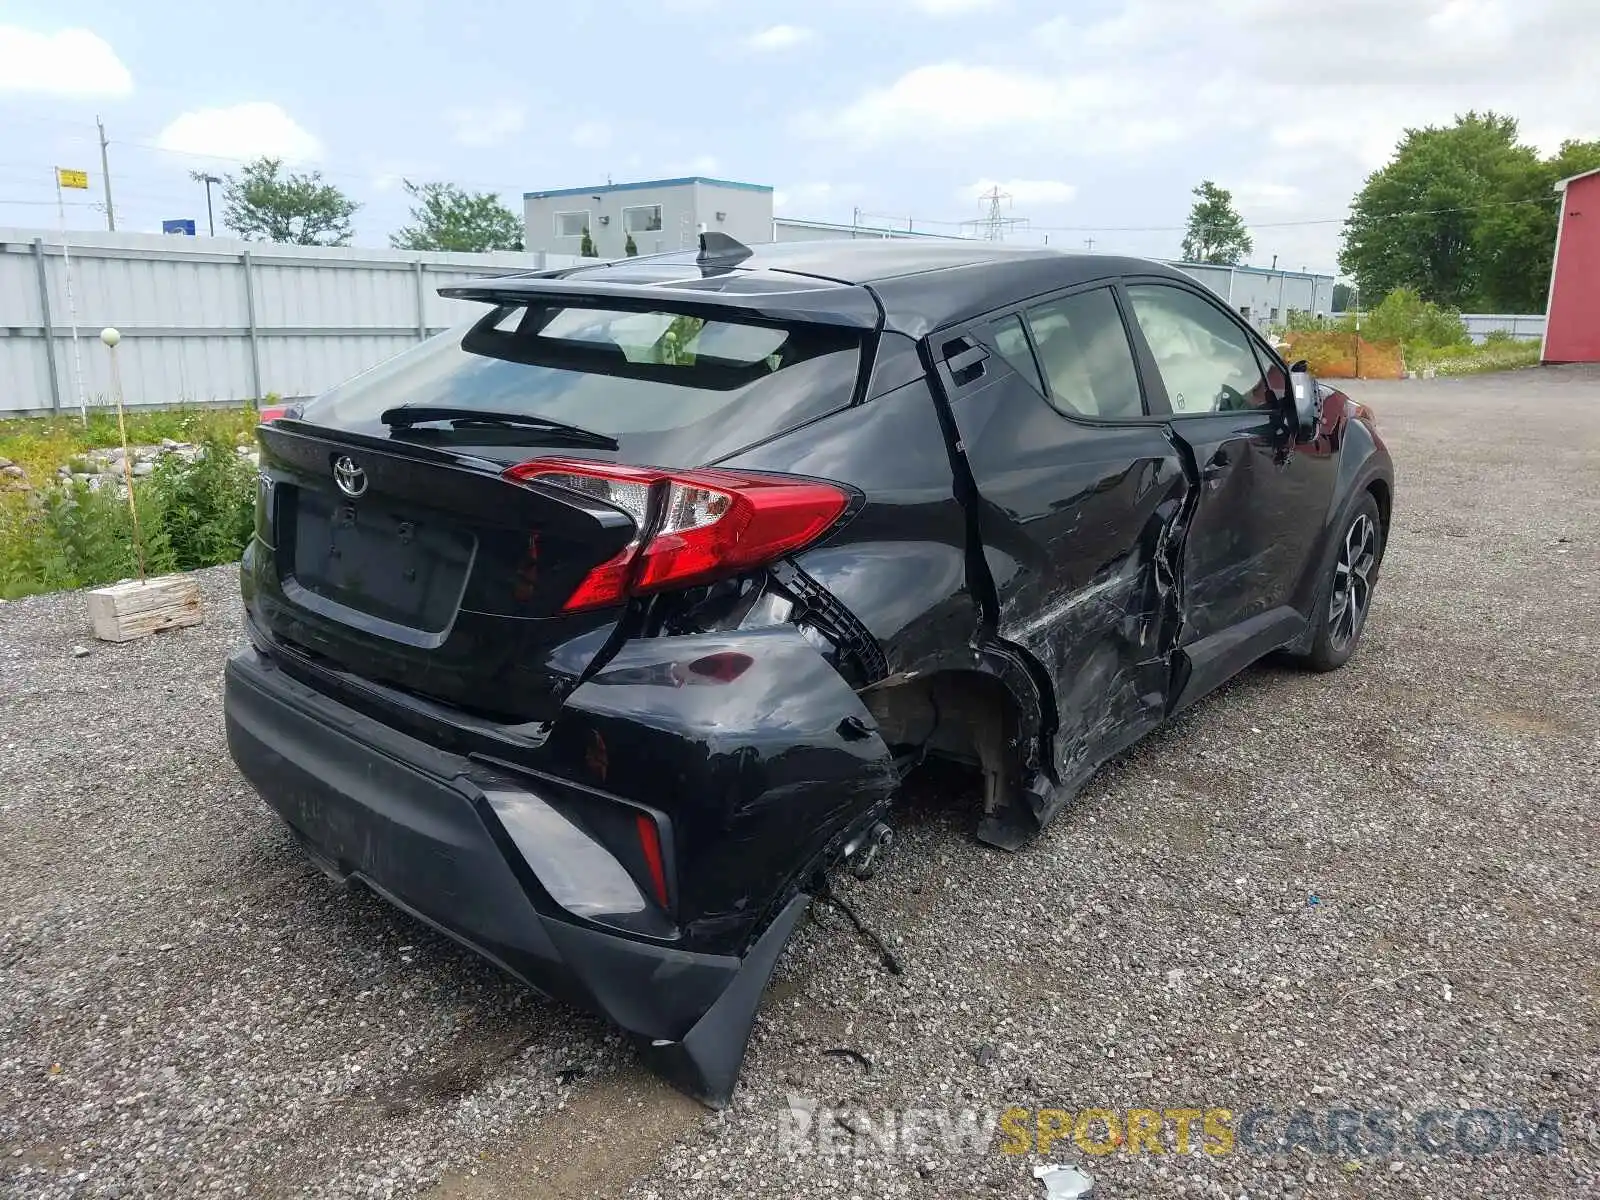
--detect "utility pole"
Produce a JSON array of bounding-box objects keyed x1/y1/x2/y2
[
  {"x1": 198, "y1": 174, "x2": 221, "y2": 236},
  {"x1": 97, "y1": 117, "x2": 115, "y2": 231},
  {"x1": 963, "y1": 186, "x2": 1027, "y2": 241},
  {"x1": 981, "y1": 186, "x2": 1008, "y2": 240},
  {"x1": 1084, "y1": 237, "x2": 1097, "y2": 251}
]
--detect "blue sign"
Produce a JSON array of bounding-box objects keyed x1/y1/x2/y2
[{"x1": 162, "y1": 219, "x2": 196, "y2": 236}]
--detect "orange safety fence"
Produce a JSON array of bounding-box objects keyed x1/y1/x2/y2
[{"x1": 1279, "y1": 331, "x2": 1406, "y2": 380}]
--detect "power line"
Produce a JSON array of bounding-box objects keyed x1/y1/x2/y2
[
  {"x1": 0, "y1": 198, "x2": 103, "y2": 207},
  {"x1": 857, "y1": 194, "x2": 1560, "y2": 237}
]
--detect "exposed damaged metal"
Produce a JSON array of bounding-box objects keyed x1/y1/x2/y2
[{"x1": 224, "y1": 235, "x2": 1393, "y2": 1105}]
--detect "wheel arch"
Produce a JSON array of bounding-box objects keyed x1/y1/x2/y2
[
  {"x1": 1365, "y1": 476, "x2": 1392, "y2": 542},
  {"x1": 861, "y1": 641, "x2": 1059, "y2": 852}
]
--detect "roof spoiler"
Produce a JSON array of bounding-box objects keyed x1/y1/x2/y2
[{"x1": 437, "y1": 274, "x2": 880, "y2": 330}]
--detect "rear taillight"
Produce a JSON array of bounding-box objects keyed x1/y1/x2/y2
[{"x1": 504, "y1": 457, "x2": 850, "y2": 611}]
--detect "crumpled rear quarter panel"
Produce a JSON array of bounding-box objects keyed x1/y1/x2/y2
[{"x1": 542, "y1": 627, "x2": 898, "y2": 951}]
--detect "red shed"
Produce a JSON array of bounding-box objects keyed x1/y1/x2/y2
[{"x1": 1542, "y1": 167, "x2": 1600, "y2": 364}]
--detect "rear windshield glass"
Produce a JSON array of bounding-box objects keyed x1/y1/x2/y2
[{"x1": 302, "y1": 303, "x2": 863, "y2": 464}]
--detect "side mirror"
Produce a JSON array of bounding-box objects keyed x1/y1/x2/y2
[{"x1": 1287, "y1": 359, "x2": 1318, "y2": 439}]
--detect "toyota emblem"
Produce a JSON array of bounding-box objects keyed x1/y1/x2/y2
[{"x1": 332, "y1": 455, "x2": 368, "y2": 498}]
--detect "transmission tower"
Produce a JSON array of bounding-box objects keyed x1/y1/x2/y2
[{"x1": 962, "y1": 186, "x2": 1028, "y2": 241}]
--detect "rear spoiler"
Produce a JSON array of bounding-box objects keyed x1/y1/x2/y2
[{"x1": 437, "y1": 274, "x2": 882, "y2": 331}]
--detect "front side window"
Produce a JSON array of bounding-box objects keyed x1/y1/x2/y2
[
  {"x1": 554, "y1": 210, "x2": 589, "y2": 239},
  {"x1": 1022, "y1": 288, "x2": 1144, "y2": 419},
  {"x1": 1126, "y1": 284, "x2": 1273, "y2": 415},
  {"x1": 623, "y1": 204, "x2": 664, "y2": 233}
]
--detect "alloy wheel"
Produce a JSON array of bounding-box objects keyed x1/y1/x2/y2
[{"x1": 1328, "y1": 512, "x2": 1376, "y2": 652}]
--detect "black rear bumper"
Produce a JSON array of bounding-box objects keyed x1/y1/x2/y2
[{"x1": 223, "y1": 645, "x2": 808, "y2": 1103}]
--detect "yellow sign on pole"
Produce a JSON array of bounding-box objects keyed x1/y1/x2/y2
[{"x1": 57, "y1": 168, "x2": 90, "y2": 190}]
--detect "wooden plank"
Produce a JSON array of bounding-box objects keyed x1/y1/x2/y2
[{"x1": 87, "y1": 574, "x2": 204, "y2": 643}]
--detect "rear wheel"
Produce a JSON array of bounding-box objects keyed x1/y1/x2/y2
[{"x1": 1303, "y1": 493, "x2": 1383, "y2": 672}]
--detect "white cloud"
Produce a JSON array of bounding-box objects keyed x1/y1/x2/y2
[
  {"x1": 795, "y1": 0, "x2": 1597, "y2": 270},
  {"x1": 745, "y1": 24, "x2": 815, "y2": 51},
  {"x1": 802, "y1": 61, "x2": 1181, "y2": 154},
  {"x1": 811, "y1": 64, "x2": 1076, "y2": 144},
  {"x1": 909, "y1": 0, "x2": 1001, "y2": 12},
  {"x1": 1224, "y1": 182, "x2": 1301, "y2": 211},
  {"x1": 447, "y1": 103, "x2": 526, "y2": 148},
  {"x1": 962, "y1": 179, "x2": 1077, "y2": 207},
  {"x1": 0, "y1": 25, "x2": 132, "y2": 97},
  {"x1": 780, "y1": 180, "x2": 857, "y2": 214},
  {"x1": 155, "y1": 103, "x2": 322, "y2": 163},
  {"x1": 571, "y1": 120, "x2": 612, "y2": 149},
  {"x1": 660, "y1": 154, "x2": 721, "y2": 177},
  {"x1": 774, "y1": 182, "x2": 836, "y2": 212},
  {"x1": 368, "y1": 161, "x2": 442, "y2": 194}
]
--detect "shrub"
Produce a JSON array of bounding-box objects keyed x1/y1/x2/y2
[
  {"x1": 0, "y1": 480, "x2": 173, "y2": 597},
  {"x1": 1361, "y1": 288, "x2": 1468, "y2": 350},
  {"x1": 148, "y1": 432, "x2": 257, "y2": 571},
  {"x1": 0, "y1": 435, "x2": 256, "y2": 599}
]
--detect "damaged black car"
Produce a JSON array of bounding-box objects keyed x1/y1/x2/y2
[{"x1": 224, "y1": 235, "x2": 1392, "y2": 1104}]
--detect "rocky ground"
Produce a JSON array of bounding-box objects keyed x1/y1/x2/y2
[
  {"x1": 0, "y1": 441, "x2": 256, "y2": 494},
  {"x1": 1, "y1": 367, "x2": 1596, "y2": 1199}
]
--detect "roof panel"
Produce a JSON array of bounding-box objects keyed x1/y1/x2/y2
[
  {"x1": 524, "y1": 176, "x2": 774, "y2": 199},
  {"x1": 455, "y1": 241, "x2": 1199, "y2": 336},
  {"x1": 1553, "y1": 166, "x2": 1600, "y2": 191}
]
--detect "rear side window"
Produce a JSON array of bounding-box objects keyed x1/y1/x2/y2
[
  {"x1": 1023, "y1": 288, "x2": 1145, "y2": 419},
  {"x1": 305, "y1": 304, "x2": 863, "y2": 464},
  {"x1": 989, "y1": 314, "x2": 1043, "y2": 388}
]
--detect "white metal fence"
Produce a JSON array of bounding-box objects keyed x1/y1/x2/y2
[
  {"x1": 1459, "y1": 313, "x2": 1546, "y2": 344},
  {"x1": 0, "y1": 228, "x2": 583, "y2": 417}
]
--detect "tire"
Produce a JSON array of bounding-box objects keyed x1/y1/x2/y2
[{"x1": 1302, "y1": 492, "x2": 1384, "y2": 672}]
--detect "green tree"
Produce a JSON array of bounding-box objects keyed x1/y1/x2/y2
[
  {"x1": 219, "y1": 157, "x2": 358, "y2": 246},
  {"x1": 1340, "y1": 113, "x2": 1600, "y2": 312},
  {"x1": 1472, "y1": 137, "x2": 1600, "y2": 311},
  {"x1": 390, "y1": 180, "x2": 523, "y2": 252},
  {"x1": 580, "y1": 226, "x2": 598, "y2": 257},
  {"x1": 1180, "y1": 180, "x2": 1253, "y2": 265},
  {"x1": 1332, "y1": 282, "x2": 1354, "y2": 312},
  {"x1": 624, "y1": 232, "x2": 638, "y2": 257}
]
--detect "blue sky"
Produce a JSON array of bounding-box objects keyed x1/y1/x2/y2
[{"x1": 2, "y1": 0, "x2": 1594, "y2": 273}]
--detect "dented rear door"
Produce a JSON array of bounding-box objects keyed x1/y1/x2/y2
[{"x1": 929, "y1": 284, "x2": 1190, "y2": 793}]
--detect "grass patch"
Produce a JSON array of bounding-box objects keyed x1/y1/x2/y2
[
  {"x1": 0, "y1": 404, "x2": 262, "y2": 481},
  {"x1": 1407, "y1": 339, "x2": 1543, "y2": 376}
]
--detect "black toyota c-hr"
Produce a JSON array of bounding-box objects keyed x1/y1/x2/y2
[{"x1": 225, "y1": 235, "x2": 1392, "y2": 1104}]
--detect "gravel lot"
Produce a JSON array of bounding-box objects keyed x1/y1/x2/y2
[{"x1": 3, "y1": 366, "x2": 1597, "y2": 1199}]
